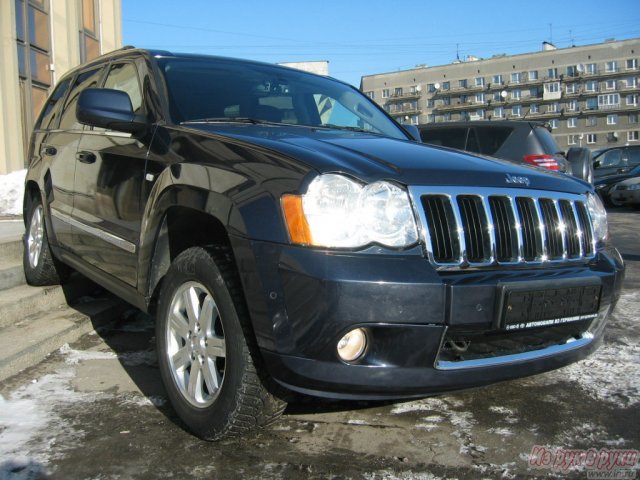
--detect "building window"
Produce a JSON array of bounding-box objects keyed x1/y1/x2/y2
[
  {"x1": 382, "y1": 89, "x2": 389, "y2": 98},
  {"x1": 586, "y1": 134, "x2": 597, "y2": 144},
  {"x1": 443, "y1": 112, "x2": 452, "y2": 121},
  {"x1": 548, "y1": 102, "x2": 559, "y2": 113},
  {"x1": 566, "y1": 65, "x2": 578, "y2": 77},
  {"x1": 470, "y1": 109, "x2": 485, "y2": 120},
  {"x1": 493, "y1": 74, "x2": 503, "y2": 84},
  {"x1": 511, "y1": 105, "x2": 522, "y2": 117},
  {"x1": 365, "y1": 91, "x2": 374, "y2": 99},
  {"x1": 605, "y1": 61, "x2": 618, "y2": 73},
  {"x1": 607, "y1": 132, "x2": 618, "y2": 143},
  {"x1": 493, "y1": 92, "x2": 502, "y2": 101},
  {"x1": 427, "y1": 99, "x2": 435, "y2": 108},
  {"x1": 475, "y1": 92, "x2": 485, "y2": 104},
  {"x1": 607, "y1": 114, "x2": 618, "y2": 125},
  {"x1": 605, "y1": 79, "x2": 616, "y2": 90},
  {"x1": 627, "y1": 94, "x2": 638, "y2": 106},
  {"x1": 549, "y1": 119, "x2": 559, "y2": 129},
  {"x1": 15, "y1": 0, "x2": 53, "y2": 159},
  {"x1": 475, "y1": 77, "x2": 485, "y2": 87},
  {"x1": 567, "y1": 117, "x2": 577, "y2": 128},
  {"x1": 442, "y1": 96, "x2": 451, "y2": 106},
  {"x1": 586, "y1": 97, "x2": 598, "y2": 110},
  {"x1": 567, "y1": 99, "x2": 578, "y2": 111},
  {"x1": 79, "y1": 0, "x2": 101, "y2": 62},
  {"x1": 442, "y1": 81, "x2": 450, "y2": 91},
  {"x1": 530, "y1": 104, "x2": 539, "y2": 113},
  {"x1": 568, "y1": 134, "x2": 578, "y2": 145},
  {"x1": 528, "y1": 70, "x2": 538, "y2": 81},
  {"x1": 494, "y1": 106, "x2": 504, "y2": 118},
  {"x1": 586, "y1": 63, "x2": 597, "y2": 75},
  {"x1": 585, "y1": 80, "x2": 598, "y2": 92},
  {"x1": 511, "y1": 89, "x2": 521, "y2": 100},
  {"x1": 510, "y1": 72, "x2": 521, "y2": 84},
  {"x1": 547, "y1": 67, "x2": 558, "y2": 79},
  {"x1": 598, "y1": 93, "x2": 620, "y2": 108},
  {"x1": 626, "y1": 77, "x2": 638, "y2": 88},
  {"x1": 427, "y1": 83, "x2": 436, "y2": 93},
  {"x1": 459, "y1": 79, "x2": 467, "y2": 88},
  {"x1": 544, "y1": 82, "x2": 560, "y2": 93},
  {"x1": 630, "y1": 113, "x2": 639, "y2": 124},
  {"x1": 628, "y1": 131, "x2": 639, "y2": 142},
  {"x1": 530, "y1": 86, "x2": 541, "y2": 98},
  {"x1": 626, "y1": 59, "x2": 638, "y2": 70},
  {"x1": 394, "y1": 87, "x2": 403, "y2": 96},
  {"x1": 587, "y1": 116, "x2": 597, "y2": 127},
  {"x1": 566, "y1": 83, "x2": 577, "y2": 94},
  {"x1": 410, "y1": 115, "x2": 419, "y2": 125}
]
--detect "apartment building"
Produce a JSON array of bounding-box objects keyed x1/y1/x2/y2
[
  {"x1": 0, "y1": 0, "x2": 122, "y2": 175},
  {"x1": 361, "y1": 38, "x2": 640, "y2": 151}
]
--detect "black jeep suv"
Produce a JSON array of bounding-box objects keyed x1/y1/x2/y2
[{"x1": 24, "y1": 47, "x2": 624, "y2": 440}]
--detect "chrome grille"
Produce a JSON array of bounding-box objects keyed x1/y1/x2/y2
[{"x1": 410, "y1": 187, "x2": 596, "y2": 267}]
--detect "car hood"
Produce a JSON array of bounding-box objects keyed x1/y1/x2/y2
[{"x1": 185, "y1": 124, "x2": 590, "y2": 194}]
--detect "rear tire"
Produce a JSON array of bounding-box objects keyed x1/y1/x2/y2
[
  {"x1": 23, "y1": 198, "x2": 68, "y2": 286},
  {"x1": 156, "y1": 246, "x2": 286, "y2": 440}
]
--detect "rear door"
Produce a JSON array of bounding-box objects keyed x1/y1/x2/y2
[{"x1": 70, "y1": 61, "x2": 148, "y2": 286}]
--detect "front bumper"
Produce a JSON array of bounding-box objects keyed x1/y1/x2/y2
[{"x1": 233, "y1": 237, "x2": 624, "y2": 400}]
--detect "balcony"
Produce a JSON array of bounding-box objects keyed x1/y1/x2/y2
[{"x1": 388, "y1": 91, "x2": 422, "y2": 101}]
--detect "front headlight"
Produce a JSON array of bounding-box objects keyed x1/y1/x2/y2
[
  {"x1": 282, "y1": 173, "x2": 418, "y2": 248},
  {"x1": 586, "y1": 192, "x2": 608, "y2": 243}
]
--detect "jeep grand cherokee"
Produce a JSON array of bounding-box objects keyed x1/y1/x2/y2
[{"x1": 23, "y1": 47, "x2": 624, "y2": 440}]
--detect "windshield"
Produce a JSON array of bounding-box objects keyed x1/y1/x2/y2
[{"x1": 157, "y1": 57, "x2": 407, "y2": 139}]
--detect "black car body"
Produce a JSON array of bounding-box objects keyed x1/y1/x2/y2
[
  {"x1": 595, "y1": 164, "x2": 640, "y2": 205},
  {"x1": 419, "y1": 120, "x2": 593, "y2": 182},
  {"x1": 23, "y1": 48, "x2": 624, "y2": 440}
]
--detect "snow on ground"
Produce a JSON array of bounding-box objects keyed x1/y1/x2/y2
[{"x1": 0, "y1": 169, "x2": 26, "y2": 216}]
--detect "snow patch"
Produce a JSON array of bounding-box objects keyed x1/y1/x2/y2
[
  {"x1": 487, "y1": 427, "x2": 514, "y2": 437},
  {"x1": 119, "y1": 394, "x2": 166, "y2": 408},
  {"x1": 363, "y1": 471, "x2": 442, "y2": 480},
  {"x1": 59, "y1": 343, "x2": 116, "y2": 364},
  {"x1": 0, "y1": 169, "x2": 26, "y2": 216}
]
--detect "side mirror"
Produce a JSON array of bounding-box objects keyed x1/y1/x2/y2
[
  {"x1": 77, "y1": 88, "x2": 147, "y2": 134},
  {"x1": 593, "y1": 160, "x2": 601, "y2": 169},
  {"x1": 403, "y1": 124, "x2": 421, "y2": 142}
]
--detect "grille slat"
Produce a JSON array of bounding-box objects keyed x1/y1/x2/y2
[{"x1": 417, "y1": 187, "x2": 596, "y2": 267}]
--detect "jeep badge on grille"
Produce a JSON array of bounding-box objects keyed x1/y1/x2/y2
[{"x1": 505, "y1": 173, "x2": 531, "y2": 187}]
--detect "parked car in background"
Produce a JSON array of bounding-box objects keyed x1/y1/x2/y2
[
  {"x1": 593, "y1": 145, "x2": 640, "y2": 179},
  {"x1": 609, "y1": 175, "x2": 640, "y2": 209},
  {"x1": 419, "y1": 120, "x2": 593, "y2": 182},
  {"x1": 595, "y1": 164, "x2": 640, "y2": 206}
]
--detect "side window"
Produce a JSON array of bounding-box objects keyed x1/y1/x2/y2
[
  {"x1": 599, "y1": 149, "x2": 623, "y2": 168},
  {"x1": 34, "y1": 78, "x2": 71, "y2": 131},
  {"x1": 465, "y1": 129, "x2": 481, "y2": 153},
  {"x1": 103, "y1": 63, "x2": 143, "y2": 113},
  {"x1": 474, "y1": 127, "x2": 513, "y2": 155},
  {"x1": 420, "y1": 128, "x2": 468, "y2": 150},
  {"x1": 59, "y1": 68, "x2": 103, "y2": 130},
  {"x1": 627, "y1": 148, "x2": 640, "y2": 166}
]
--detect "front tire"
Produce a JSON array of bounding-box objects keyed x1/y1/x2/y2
[
  {"x1": 156, "y1": 247, "x2": 286, "y2": 440},
  {"x1": 23, "y1": 199, "x2": 67, "y2": 286}
]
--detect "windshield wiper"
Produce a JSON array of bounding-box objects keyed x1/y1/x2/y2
[
  {"x1": 182, "y1": 117, "x2": 273, "y2": 125},
  {"x1": 318, "y1": 124, "x2": 377, "y2": 134}
]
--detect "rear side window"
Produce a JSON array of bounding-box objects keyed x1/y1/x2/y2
[
  {"x1": 532, "y1": 126, "x2": 561, "y2": 155},
  {"x1": 420, "y1": 128, "x2": 468, "y2": 150},
  {"x1": 34, "y1": 78, "x2": 71, "y2": 131},
  {"x1": 58, "y1": 68, "x2": 103, "y2": 130},
  {"x1": 473, "y1": 126, "x2": 513, "y2": 155},
  {"x1": 597, "y1": 149, "x2": 623, "y2": 168},
  {"x1": 627, "y1": 148, "x2": 640, "y2": 166}
]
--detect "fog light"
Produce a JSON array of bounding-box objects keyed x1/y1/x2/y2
[{"x1": 337, "y1": 328, "x2": 367, "y2": 362}]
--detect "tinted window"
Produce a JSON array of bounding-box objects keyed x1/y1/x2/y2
[
  {"x1": 420, "y1": 127, "x2": 468, "y2": 150},
  {"x1": 59, "y1": 68, "x2": 103, "y2": 130},
  {"x1": 159, "y1": 58, "x2": 407, "y2": 139},
  {"x1": 103, "y1": 63, "x2": 143, "y2": 113},
  {"x1": 598, "y1": 149, "x2": 623, "y2": 168},
  {"x1": 627, "y1": 148, "x2": 640, "y2": 166},
  {"x1": 33, "y1": 78, "x2": 70, "y2": 130},
  {"x1": 474, "y1": 126, "x2": 513, "y2": 155},
  {"x1": 532, "y1": 126, "x2": 561, "y2": 155}
]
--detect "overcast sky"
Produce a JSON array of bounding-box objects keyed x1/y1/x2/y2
[{"x1": 122, "y1": 0, "x2": 640, "y2": 86}]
